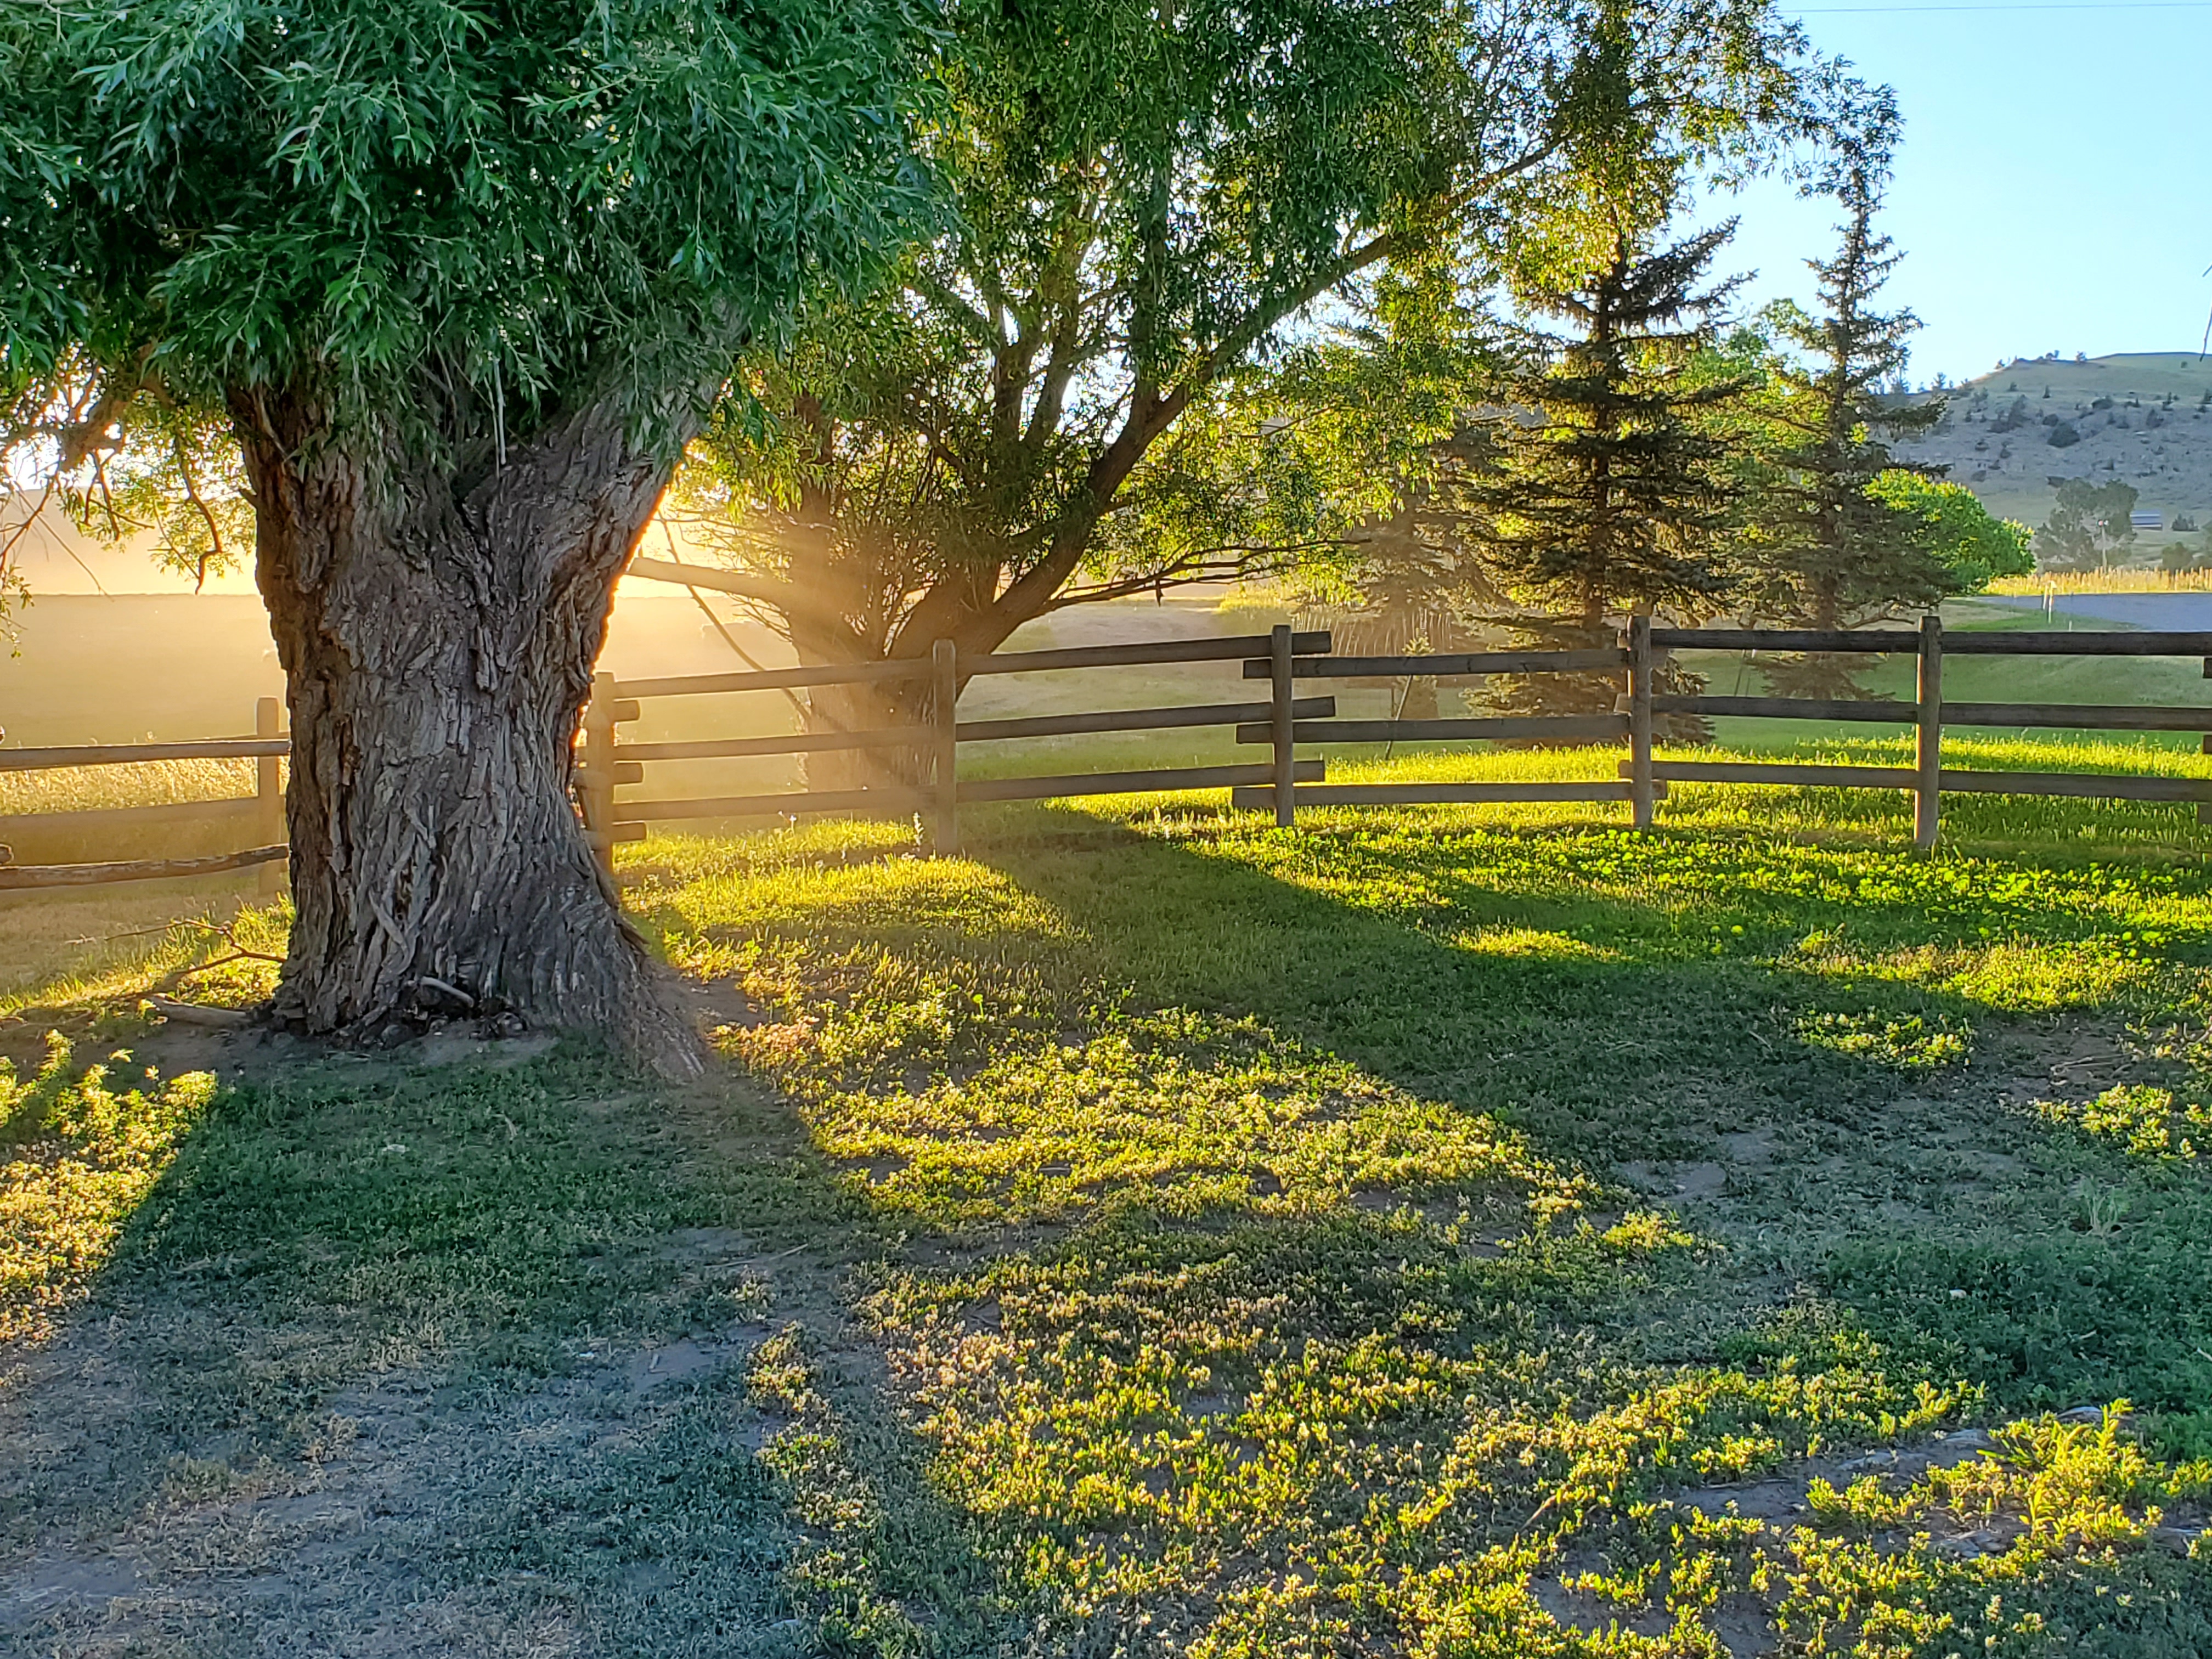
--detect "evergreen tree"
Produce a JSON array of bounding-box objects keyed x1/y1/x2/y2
[
  {"x1": 1740, "y1": 149, "x2": 1950, "y2": 697},
  {"x1": 1304, "y1": 421, "x2": 1507, "y2": 718},
  {"x1": 1460, "y1": 223, "x2": 1747, "y2": 732}
]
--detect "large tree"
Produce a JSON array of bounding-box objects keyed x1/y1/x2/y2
[
  {"x1": 1, "y1": 0, "x2": 930, "y2": 1070},
  {"x1": 669, "y1": 0, "x2": 1837, "y2": 745},
  {"x1": 2036, "y1": 477, "x2": 2138, "y2": 571}
]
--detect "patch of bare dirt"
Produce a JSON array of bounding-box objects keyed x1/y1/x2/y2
[
  {"x1": 1673, "y1": 1428, "x2": 2001, "y2": 1527},
  {"x1": 1976, "y1": 1017, "x2": 2152, "y2": 1113},
  {"x1": 1616, "y1": 1159, "x2": 1730, "y2": 1200}
]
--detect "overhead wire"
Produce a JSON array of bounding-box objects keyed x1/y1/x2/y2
[{"x1": 1798, "y1": 1, "x2": 2210, "y2": 12}]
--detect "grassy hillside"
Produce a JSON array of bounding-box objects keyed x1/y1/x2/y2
[
  {"x1": 1895, "y1": 352, "x2": 2212, "y2": 543},
  {"x1": 11, "y1": 776, "x2": 2212, "y2": 1654}
]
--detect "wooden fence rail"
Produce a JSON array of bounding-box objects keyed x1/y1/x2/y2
[
  {"x1": 572, "y1": 615, "x2": 2212, "y2": 865},
  {"x1": 1626, "y1": 616, "x2": 2212, "y2": 848},
  {"x1": 575, "y1": 628, "x2": 1340, "y2": 862}
]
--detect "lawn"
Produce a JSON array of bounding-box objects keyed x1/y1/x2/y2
[{"x1": 9, "y1": 759, "x2": 2212, "y2": 1655}]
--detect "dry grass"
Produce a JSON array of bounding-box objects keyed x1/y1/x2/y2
[
  {"x1": 0, "y1": 881, "x2": 274, "y2": 1003},
  {"x1": 0, "y1": 758, "x2": 258, "y2": 817},
  {"x1": 1987, "y1": 569, "x2": 2212, "y2": 595}
]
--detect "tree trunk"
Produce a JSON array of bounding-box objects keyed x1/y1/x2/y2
[
  {"x1": 231, "y1": 390, "x2": 704, "y2": 1077},
  {"x1": 783, "y1": 611, "x2": 923, "y2": 794},
  {"x1": 797, "y1": 678, "x2": 916, "y2": 792}
]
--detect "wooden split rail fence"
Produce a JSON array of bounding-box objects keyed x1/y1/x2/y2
[
  {"x1": 1, "y1": 697, "x2": 289, "y2": 890},
  {"x1": 574, "y1": 630, "x2": 1336, "y2": 864},
  {"x1": 1631, "y1": 617, "x2": 2212, "y2": 849},
  {"x1": 575, "y1": 618, "x2": 2212, "y2": 866},
  {"x1": 10, "y1": 620, "x2": 2212, "y2": 889}
]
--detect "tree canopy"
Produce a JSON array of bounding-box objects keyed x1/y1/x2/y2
[
  {"x1": 1866, "y1": 470, "x2": 2032, "y2": 591},
  {"x1": 1, "y1": 0, "x2": 937, "y2": 1068},
  {"x1": 2, "y1": 0, "x2": 932, "y2": 499},
  {"x1": 2036, "y1": 477, "x2": 2139, "y2": 571},
  {"x1": 1464, "y1": 224, "x2": 1747, "y2": 636},
  {"x1": 1729, "y1": 136, "x2": 1950, "y2": 651},
  {"x1": 670, "y1": 0, "x2": 1846, "y2": 675}
]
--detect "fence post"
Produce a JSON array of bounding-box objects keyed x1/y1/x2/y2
[
  {"x1": 1627, "y1": 614, "x2": 1655, "y2": 830},
  {"x1": 932, "y1": 638, "x2": 960, "y2": 855},
  {"x1": 254, "y1": 696, "x2": 286, "y2": 894},
  {"x1": 1270, "y1": 623, "x2": 1296, "y2": 828},
  {"x1": 580, "y1": 670, "x2": 618, "y2": 879},
  {"x1": 1915, "y1": 612, "x2": 1943, "y2": 852},
  {"x1": 2200, "y1": 657, "x2": 2212, "y2": 827}
]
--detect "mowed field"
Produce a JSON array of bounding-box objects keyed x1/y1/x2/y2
[{"x1": 12, "y1": 751, "x2": 2212, "y2": 1653}]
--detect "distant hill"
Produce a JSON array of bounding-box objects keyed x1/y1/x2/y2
[{"x1": 1891, "y1": 352, "x2": 2212, "y2": 546}]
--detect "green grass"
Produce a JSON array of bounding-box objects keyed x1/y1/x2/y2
[
  {"x1": 628, "y1": 795, "x2": 2212, "y2": 1654},
  {"x1": 13, "y1": 759, "x2": 2212, "y2": 1652}
]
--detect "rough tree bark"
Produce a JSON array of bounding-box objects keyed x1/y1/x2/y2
[{"x1": 230, "y1": 387, "x2": 705, "y2": 1077}]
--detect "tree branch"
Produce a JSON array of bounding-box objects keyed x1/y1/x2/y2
[
  {"x1": 625, "y1": 555, "x2": 796, "y2": 610},
  {"x1": 171, "y1": 431, "x2": 226, "y2": 591},
  {"x1": 1045, "y1": 538, "x2": 1367, "y2": 611}
]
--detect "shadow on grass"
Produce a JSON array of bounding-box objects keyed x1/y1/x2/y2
[
  {"x1": 608, "y1": 803, "x2": 2212, "y2": 1651},
  {"x1": 962, "y1": 808, "x2": 2212, "y2": 1417},
  {"x1": 0, "y1": 1038, "x2": 1027, "y2": 1655},
  {"x1": 14, "y1": 799, "x2": 2212, "y2": 1656}
]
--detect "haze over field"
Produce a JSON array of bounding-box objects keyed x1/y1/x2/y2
[{"x1": 8, "y1": 348, "x2": 2210, "y2": 757}]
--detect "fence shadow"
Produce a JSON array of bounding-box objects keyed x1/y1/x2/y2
[
  {"x1": 974, "y1": 807, "x2": 2023, "y2": 1160},
  {"x1": 661, "y1": 801, "x2": 2212, "y2": 1649}
]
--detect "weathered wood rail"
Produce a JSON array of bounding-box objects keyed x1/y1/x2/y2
[
  {"x1": 1631, "y1": 619, "x2": 2212, "y2": 848},
  {"x1": 574, "y1": 631, "x2": 1335, "y2": 863},
  {"x1": 572, "y1": 617, "x2": 2212, "y2": 866},
  {"x1": 1227, "y1": 637, "x2": 1642, "y2": 812}
]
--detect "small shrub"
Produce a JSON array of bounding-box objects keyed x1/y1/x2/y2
[{"x1": 2047, "y1": 422, "x2": 2081, "y2": 448}]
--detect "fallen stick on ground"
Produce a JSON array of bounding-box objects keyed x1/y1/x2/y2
[{"x1": 142, "y1": 995, "x2": 253, "y2": 1029}]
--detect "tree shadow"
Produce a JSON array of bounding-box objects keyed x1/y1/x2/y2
[
  {"x1": 820, "y1": 806, "x2": 2212, "y2": 1648},
  {"x1": 0, "y1": 1037, "x2": 1025, "y2": 1656},
  {"x1": 947, "y1": 806, "x2": 2212, "y2": 1413},
  {"x1": 12, "y1": 804, "x2": 2211, "y2": 1656}
]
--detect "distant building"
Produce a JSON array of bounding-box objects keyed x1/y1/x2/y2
[{"x1": 2131, "y1": 511, "x2": 2164, "y2": 530}]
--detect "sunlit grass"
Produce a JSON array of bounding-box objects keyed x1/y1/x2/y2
[
  {"x1": 0, "y1": 756, "x2": 258, "y2": 816},
  {"x1": 928, "y1": 732, "x2": 2212, "y2": 859},
  {"x1": 0, "y1": 902, "x2": 286, "y2": 1017},
  {"x1": 1988, "y1": 569, "x2": 2212, "y2": 594},
  {"x1": 635, "y1": 779, "x2": 2212, "y2": 1652},
  {"x1": 0, "y1": 1033, "x2": 216, "y2": 1344},
  {"x1": 18, "y1": 755, "x2": 2212, "y2": 1650}
]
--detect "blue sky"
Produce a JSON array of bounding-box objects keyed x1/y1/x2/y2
[{"x1": 1709, "y1": 1, "x2": 2212, "y2": 385}]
